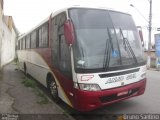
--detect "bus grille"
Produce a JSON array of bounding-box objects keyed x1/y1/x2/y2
[
  {"x1": 99, "y1": 68, "x2": 139, "y2": 78},
  {"x1": 99, "y1": 88, "x2": 139, "y2": 103}
]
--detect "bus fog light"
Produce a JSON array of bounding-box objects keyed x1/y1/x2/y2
[{"x1": 79, "y1": 84, "x2": 101, "y2": 91}]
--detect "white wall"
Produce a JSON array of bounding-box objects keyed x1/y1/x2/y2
[
  {"x1": 0, "y1": 12, "x2": 2, "y2": 66},
  {"x1": 0, "y1": 1, "x2": 17, "y2": 68},
  {"x1": 0, "y1": 22, "x2": 16, "y2": 67}
]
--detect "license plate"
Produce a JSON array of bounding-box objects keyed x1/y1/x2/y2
[{"x1": 117, "y1": 91, "x2": 128, "y2": 96}]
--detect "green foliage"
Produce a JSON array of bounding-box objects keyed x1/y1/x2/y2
[
  {"x1": 21, "y1": 77, "x2": 49, "y2": 104},
  {"x1": 14, "y1": 57, "x2": 19, "y2": 64},
  {"x1": 14, "y1": 57, "x2": 20, "y2": 70},
  {"x1": 21, "y1": 77, "x2": 37, "y2": 88},
  {"x1": 35, "y1": 88, "x2": 49, "y2": 104}
]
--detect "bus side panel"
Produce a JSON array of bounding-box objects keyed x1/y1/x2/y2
[
  {"x1": 17, "y1": 49, "x2": 50, "y2": 87},
  {"x1": 17, "y1": 50, "x2": 27, "y2": 71},
  {"x1": 52, "y1": 69, "x2": 74, "y2": 107},
  {"x1": 17, "y1": 49, "x2": 74, "y2": 107}
]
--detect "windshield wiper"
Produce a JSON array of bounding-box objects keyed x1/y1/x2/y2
[
  {"x1": 103, "y1": 28, "x2": 114, "y2": 70},
  {"x1": 119, "y1": 28, "x2": 138, "y2": 64}
]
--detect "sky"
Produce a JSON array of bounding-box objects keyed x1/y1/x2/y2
[{"x1": 3, "y1": 0, "x2": 160, "y2": 48}]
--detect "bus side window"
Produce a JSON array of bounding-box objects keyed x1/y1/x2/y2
[
  {"x1": 38, "y1": 23, "x2": 49, "y2": 48},
  {"x1": 51, "y1": 18, "x2": 59, "y2": 68},
  {"x1": 26, "y1": 34, "x2": 31, "y2": 49},
  {"x1": 52, "y1": 12, "x2": 72, "y2": 79},
  {"x1": 31, "y1": 31, "x2": 37, "y2": 49},
  {"x1": 36, "y1": 30, "x2": 39, "y2": 48},
  {"x1": 59, "y1": 34, "x2": 72, "y2": 78},
  {"x1": 23, "y1": 37, "x2": 26, "y2": 49},
  {"x1": 21, "y1": 39, "x2": 23, "y2": 50},
  {"x1": 19, "y1": 40, "x2": 21, "y2": 50},
  {"x1": 59, "y1": 13, "x2": 72, "y2": 78}
]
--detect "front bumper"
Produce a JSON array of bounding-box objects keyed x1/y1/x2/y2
[{"x1": 73, "y1": 79, "x2": 146, "y2": 112}]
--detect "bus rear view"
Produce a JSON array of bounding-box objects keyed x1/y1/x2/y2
[{"x1": 65, "y1": 8, "x2": 146, "y2": 111}]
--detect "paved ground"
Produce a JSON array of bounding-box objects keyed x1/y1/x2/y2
[
  {"x1": 0, "y1": 63, "x2": 74, "y2": 120},
  {"x1": 63, "y1": 69, "x2": 160, "y2": 120},
  {"x1": 1, "y1": 63, "x2": 160, "y2": 120},
  {"x1": 90, "y1": 69, "x2": 160, "y2": 114}
]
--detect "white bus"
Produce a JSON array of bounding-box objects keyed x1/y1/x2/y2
[{"x1": 17, "y1": 6, "x2": 147, "y2": 112}]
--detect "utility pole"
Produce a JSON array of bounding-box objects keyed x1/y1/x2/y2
[
  {"x1": 148, "y1": 0, "x2": 152, "y2": 68},
  {"x1": 130, "y1": 1, "x2": 152, "y2": 68}
]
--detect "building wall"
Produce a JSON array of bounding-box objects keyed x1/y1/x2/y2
[
  {"x1": 0, "y1": 0, "x2": 17, "y2": 68},
  {"x1": 1, "y1": 21, "x2": 16, "y2": 67},
  {"x1": 0, "y1": 0, "x2": 3, "y2": 66},
  {"x1": 144, "y1": 50, "x2": 156, "y2": 59}
]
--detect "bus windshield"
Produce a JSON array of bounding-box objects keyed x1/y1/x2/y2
[{"x1": 69, "y1": 8, "x2": 145, "y2": 72}]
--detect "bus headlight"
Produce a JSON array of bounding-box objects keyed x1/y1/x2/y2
[{"x1": 79, "y1": 83, "x2": 101, "y2": 91}]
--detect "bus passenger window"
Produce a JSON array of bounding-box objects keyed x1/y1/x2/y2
[
  {"x1": 18, "y1": 40, "x2": 20, "y2": 50},
  {"x1": 31, "y1": 31, "x2": 37, "y2": 48},
  {"x1": 51, "y1": 12, "x2": 72, "y2": 79},
  {"x1": 59, "y1": 34, "x2": 72, "y2": 78},
  {"x1": 26, "y1": 34, "x2": 31, "y2": 49},
  {"x1": 21, "y1": 39, "x2": 23, "y2": 49},
  {"x1": 58, "y1": 14, "x2": 72, "y2": 78},
  {"x1": 23, "y1": 38, "x2": 26, "y2": 49},
  {"x1": 38, "y1": 23, "x2": 48, "y2": 48}
]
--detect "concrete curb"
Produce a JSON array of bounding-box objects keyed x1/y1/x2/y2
[{"x1": 38, "y1": 88, "x2": 76, "y2": 120}]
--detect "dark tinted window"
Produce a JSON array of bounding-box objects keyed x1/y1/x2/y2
[
  {"x1": 51, "y1": 18, "x2": 58, "y2": 67},
  {"x1": 109, "y1": 11, "x2": 136, "y2": 30},
  {"x1": 31, "y1": 31, "x2": 37, "y2": 48},
  {"x1": 69, "y1": 8, "x2": 145, "y2": 73},
  {"x1": 19, "y1": 40, "x2": 22, "y2": 50},
  {"x1": 51, "y1": 12, "x2": 72, "y2": 78},
  {"x1": 69, "y1": 8, "x2": 113, "y2": 29},
  {"x1": 59, "y1": 35, "x2": 72, "y2": 77},
  {"x1": 109, "y1": 11, "x2": 145, "y2": 63},
  {"x1": 18, "y1": 40, "x2": 20, "y2": 50},
  {"x1": 26, "y1": 34, "x2": 30, "y2": 49},
  {"x1": 22, "y1": 37, "x2": 26, "y2": 49},
  {"x1": 70, "y1": 9, "x2": 120, "y2": 69},
  {"x1": 21, "y1": 39, "x2": 23, "y2": 49},
  {"x1": 39, "y1": 23, "x2": 48, "y2": 48}
]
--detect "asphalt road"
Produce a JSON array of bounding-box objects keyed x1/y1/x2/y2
[
  {"x1": 0, "y1": 63, "x2": 75, "y2": 120},
  {"x1": 91, "y1": 70, "x2": 160, "y2": 114},
  {"x1": 60, "y1": 70, "x2": 160, "y2": 120},
  {"x1": 1, "y1": 63, "x2": 159, "y2": 120}
]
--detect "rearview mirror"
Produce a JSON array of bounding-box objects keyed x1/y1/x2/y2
[{"x1": 64, "y1": 19, "x2": 75, "y2": 45}]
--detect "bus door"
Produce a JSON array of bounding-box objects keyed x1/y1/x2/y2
[{"x1": 51, "y1": 12, "x2": 74, "y2": 104}]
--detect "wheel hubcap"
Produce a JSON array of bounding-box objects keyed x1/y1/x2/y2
[{"x1": 50, "y1": 81, "x2": 57, "y2": 98}]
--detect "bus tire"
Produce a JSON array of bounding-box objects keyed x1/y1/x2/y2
[
  {"x1": 24, "y1": 63, "x2": 27, "y2": 75},
  {"x1": 47, "y1": 76, "x2": 59, "y2": 102}
]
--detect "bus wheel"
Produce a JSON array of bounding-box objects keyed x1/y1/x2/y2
[
  {"x1": 48, "y1": 76, "x2": 59, "y2": 102},
  {"x1": 24, "y1": 63, "x2": 27, "y2": 75}
]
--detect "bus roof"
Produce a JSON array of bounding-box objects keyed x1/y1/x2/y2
[{"x1": 18, "y1": 6, "x2": 131, "y2": 40}]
